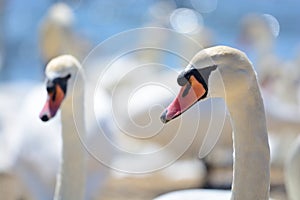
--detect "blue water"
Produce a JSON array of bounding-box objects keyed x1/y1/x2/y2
[{"x1": 1, "y1": 0, "x2": 300, "y2": 81}]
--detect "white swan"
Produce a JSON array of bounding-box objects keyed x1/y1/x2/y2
[
  {"x1": 155, "y1": 46, "x2": 271, "y2": 200},
  {"x1": 285, "y1": 135, "x2": 300, "y2": 200},
  {"x1": 39, "y1": 55, "x2": 86, "y2": 200},
  {"x1": 39, "y1": 3, "x2": 90, "y2": 63},
  {"x1": 37, "y1": 55, "x2": 115, "y2": 200}
]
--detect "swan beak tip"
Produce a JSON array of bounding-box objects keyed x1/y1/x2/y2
[
  {"x1": 160, "y1": 110, "x2": 170, "y2": 124},
  {"x1": 40, "y1": 114, "x2": 50, "y2": 122}
]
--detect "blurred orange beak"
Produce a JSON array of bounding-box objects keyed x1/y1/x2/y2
[
  {"x1": 39, "y1": 84, "x2": 65, "y2": 122},
  {"x1": 160, "y1": 76, "x2": 207, "y2": 123}
]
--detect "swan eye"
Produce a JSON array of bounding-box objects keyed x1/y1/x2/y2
[
  {"x1": 46, "y1": 81, "x2": 55, "y2": 93},
  {"x1": 47, "y1": 86, "x2": 55, "y2": 93},
  {"x1": 52, "y1": 74, "x2": 71, "y2": 94}
]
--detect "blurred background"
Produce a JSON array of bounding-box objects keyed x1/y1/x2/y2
[{"x1": 1, "y1": 0, "x2": 300, "y2": 199}]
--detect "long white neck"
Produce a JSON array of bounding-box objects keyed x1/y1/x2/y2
[
  {"x1": 54, "y1": 83, "x2": 86, "y2": 200},
  {"x1": 226, "y1": 77, "x2": 270, "y2": 200}
]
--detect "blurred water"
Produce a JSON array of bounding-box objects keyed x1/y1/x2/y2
[{"x1": 0, "y1": 0, "x2": 299, "y2": 81}]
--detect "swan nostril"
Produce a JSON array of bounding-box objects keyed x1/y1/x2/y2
[
  {"x1": 41, "y1": 115, "x2": 49, "y2": 122},
  {"x1": 177, "y1": 75, "x2": 188, "y2": 86}
]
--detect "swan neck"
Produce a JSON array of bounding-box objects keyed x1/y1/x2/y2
[
  {"x1": 54, "y1": 86, "x2": 86, "y2": 200},
  {"x1": 227, "y1": 82, "x2": 270, "y2": 200}
]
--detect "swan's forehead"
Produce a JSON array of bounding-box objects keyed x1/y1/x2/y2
[
  {"x1": 189, "y1": 51, "x2": 216, "y2": 70},
  {"x1": 190, "y1": 46, "x2": 252, "y2": 76},
  {"x1": 45, "y1": 55, "x2": 78, "y2": 79}
]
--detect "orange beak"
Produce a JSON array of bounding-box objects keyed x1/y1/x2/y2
[
  {"x1": 39, "y1": 84, "x2": 65, "y2": 121},
  {"x1": 160, "y1": 76, "x2": 207, "y2": 123}
]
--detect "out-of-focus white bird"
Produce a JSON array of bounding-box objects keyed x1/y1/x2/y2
[
  {"x1": 39, "y1": 3, "x2": 90, "y2": 63},
  {"x1": 239, "y1": 13, "x2": 300, "y2": 105},
  {"x1": 0, "y1": 56, "x2": 114, "y2": 199},
  {"x1": 36, "y1": 55, "x2": 114, "y2": 200},
  {"x1": 239, "y1": 13, "x2": 300, "y2": 168}
]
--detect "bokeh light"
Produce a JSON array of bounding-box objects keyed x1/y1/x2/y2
[
  {"x1": 190, "y1": 0, "x2": 218, "y2": 13},
  {"x1": 170, "y1": 8, "x2": 203, "y2": 34},
  {"x1": 263, "y1": 13, "x2": 280, "y2": 38}
]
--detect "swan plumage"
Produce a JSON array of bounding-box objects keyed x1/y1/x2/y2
[{"x1": 39, "y1": 3, "x2": 90, "y2": 63}]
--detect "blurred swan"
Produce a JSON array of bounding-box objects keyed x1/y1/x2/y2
[
  {"x1": 38, "y1": 55, "x2": 114, "y2": 199},
  {"x1": 39, "y1": 3, "x2": 90, "y2": 63},
  {"x1": 0, "y1": 56, "x2": 114, "y2": 199},
  {"x1": 239, "y1": 13, "x2": 300, "y2": 168},
  {"x1": 139, "y1": 3, "x2": 214, "y2": 65},
  {"x1": 239, "y1": 13, "x2": 300, "y2": 105},
  {"x1": 39, "y1": 55, "x2": 87, "y2": 200},
  {"x1": 155, "y1": 46, "x2": 271, "y2": 200}
]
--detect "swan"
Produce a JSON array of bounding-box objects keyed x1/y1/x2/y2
[
  {"x1": 155, "y1": 46, "x2": 270, "y2": 200},
  {"x1": 285, "y1": 135, "x2": 300, "y2": 200},
  {"x1": 239, "y1": 13, "x2": 299, "y2": 105},
  {"x1": 39, "y1": 55, "x2": 86, "y2": 200},
  {"x1": 38, "y1": 55, "x2": 114, "y2": 200},
  {"x1": 39, "y1": 3, "x2": 90, "y2": 63}
]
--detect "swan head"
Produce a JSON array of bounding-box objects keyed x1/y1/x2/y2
[
  {"x1": 39, "y1": 55, "x2": 82, "y2": 122},
  {"x1": 161, "y1": 46, "x2": 255, "y2": 123}
]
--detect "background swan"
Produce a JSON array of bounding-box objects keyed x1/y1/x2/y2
[
  {"x1": 239, "y1": 13, "x2": 300, "y2": 170},
  {"x1": 239, "y1": 13, "x2": 300, "y2": 107},
  {"x1": 0, "y1": 65, "x2": 114, "y2": 200},
  {"x1": 39, "y1": 55, "x2": 86, "y2": 200},
  {"x1": 155, "y1": 46, "x2": 270, "y2": 200},
  {"x1": 38, "y1": 55, "x2": 114, "y2": 200},
  {"x1": 39, "y1": 2, "x2": 90, "y2": 63}
]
